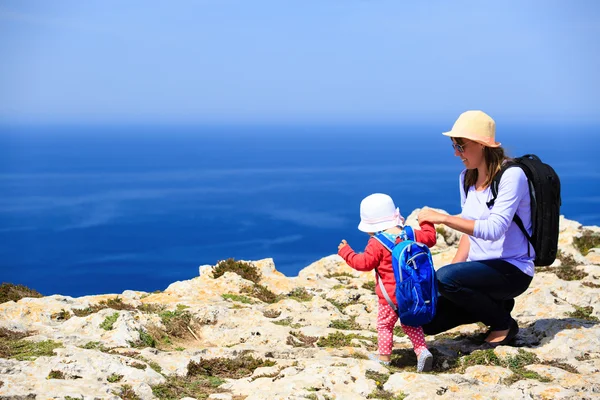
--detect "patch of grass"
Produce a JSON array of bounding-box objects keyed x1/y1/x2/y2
[
  {"x1": 134, "y1": 329, "x2": 157, "y2": 348},
  {"x1": 542, "y1": 360, "x2": 579, "y2": 374},
  {"x1": 251, "y1": 367, "x2": 283, "y2": 381},
  {"x1": 113, "y1": 384, "x2": 141, "y2": 400},
  {"x1": 0, "y1": 335, "x2": 62, "y2": 361},
  {"x1": 100, "y1": 312, "x2": 120, "y2": 330},
  {"x1": 303, "y1": 392, "x2": 333, "y2": 400},
  {"x1": 74, "y1": 297, "x2": 136, "y2": 317},
  {"x1": 347, "y1": 352, "x2": 369, "y2": 360},
  {"x1": 72, "y1": 304, "x2": 108, "y2": 317},
  {"x1": 241, "y1": 284, "x2": 280, "y2": 304},
  {"x1": 129, "y1": 362, "x2": 147, "y2": 370},
  {"x1": 159, "y1": 309, "x2": 198, "y2": 338},
  {"x1": 367, "y1": 389, "x2": 406, "y2": 400},
  {"x1": 332, "y1": 284, "x2": 345, "y2": 290},
  {"x1": 107, "y1": 373, "x2": 124, "y2": 383},
  {"x1": 263, "y1": 309, "x2": 281, "y2": 318},
  {"x1": 0, "y1": 282, "x2": 43, "y2": 304},
  {"x1": 100, "y1": 297, "x2": 136, "y2": 311},
  {"x1": 47, "y1": 370, "x2": 65, "y2": 379},
  {"x1": 327, "y1": 298, "x2": 351, "y2": 313},
  {"x1": 148, "y1": 360, "x2": 162, "y2": 373},
  {"x1": 222, "y1": 293, "x2": 254, "y2": 304},
  {"x1": 365, "y1": 369, "x2": 390, "y2": 390},
  {"x1": 175, "y1": 347, "x2": 185, "y2": 352},
  {"x1": 504, "y1": 349, "x2": 539, "y2": 370},
  {"x1": 0, "y1": 328, "x2": 30, "y2": 341},
  {"x1": 136, "y1": 324, "x2": 171, "y2": 350},
  {"x1": 137, "y1": 303, "x2": 167, "y2": 314},
  {"x1": 287, "y1": 287, "x2": 313, "y2": 302},
  {"x1": 582, "y1": 281, "x2": 600, "y2": 288},
  {"x1": 212, "y1": 258, "x2": 262, "y2": 284},
  {"x1": 537, "y1": 251, "x2": 588, "y2": 280},
  {"x1": 458, "y1": 349, "x2": 552, "y2": 384},
  {"x1": 80, "y1": 341, "x2": 109, "y2": 352},
  {"x1": 566, "y1": 305, "x2": 599, "y2": 322},
  {"x1": 272, "y1": 317, "x2": 292, "y2": 326},
  {"x1": 287, "y1": 331, "x2": 318, "y2": 348},
  {"x1": 329, "y1": 316, "x2": 361, "y2": 330},
  {"x1": 574, "y1": 230, "x2": 600, "y2": 256},
  {"x1": 151, "y1": 375, "x2": 228, "y2": 400},
  {"x1": 362, "y1": 281, "x2": 376, "y2": 291},
  {"x1": 51, "y1": 309, "x2": 72, "y2": 321},
  {"x1": 187, "y1": 354, "x2": 276, "y2": 379},
  {"x1": 325, "y1": 272, "x2": 355, "y2": 279},
  {"x1": 504, "y1": 369, "x2": 551, "y2": 385},
  {"x1": 460, "y1": 349, "x2": 502, "y2": 369},
  {"x1": 317, "y1": 331, "x2": 376, "y2": 349},
  {"x1": 136, "y1": 356, "x2": 162, "y2": 373},
  {"x1": 64, "y1": 397, "x2": 83, "y2": 400}
]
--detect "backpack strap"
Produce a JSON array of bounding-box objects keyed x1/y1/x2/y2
[
  {"x1": 375, "y1": 269, "x2": 398, "y2": 313},
  {"x1": 373, "y1": 233, "x2": 395, "y2": 252},
  {"x1": 486, "y1": 160, "x2": 533, "y2": 257},
  {"x1": 372, "y1": 227, "x2": 413, "y2": 314},
  {"x1": 402, "y1": 225, "x2": 415, "y2": 242}
]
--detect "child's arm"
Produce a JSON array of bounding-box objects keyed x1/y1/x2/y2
[
  {"x1": 338, "y1": 239, "x2": 382, "y2": 271},
  {"x1": 414, "y1": 221, "x2": 437, "y2": 248}
]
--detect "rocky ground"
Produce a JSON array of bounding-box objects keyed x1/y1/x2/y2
[{"x1": 1, "y1": 210, "x2": 599, "y2": 400}]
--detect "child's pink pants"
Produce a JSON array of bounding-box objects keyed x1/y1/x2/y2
[{"x1": 377, "y1": 302, "x2": 427, "y2": 356}]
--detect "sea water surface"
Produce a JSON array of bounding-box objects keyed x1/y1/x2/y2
[{"x1": 1, "y1": 124, "x2": 598, "y2": 296}]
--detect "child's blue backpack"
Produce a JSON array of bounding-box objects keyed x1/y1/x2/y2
[{"x1": 374, "y1": 226, "x2": 438, "y2": 327}]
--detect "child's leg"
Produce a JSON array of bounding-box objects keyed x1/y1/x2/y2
[
  {"x1": 400, "y1": 324, "x2": 428, "y2": 356},
  {"x1": 377, "y1": 303, "x2": 398, "y2": 360}
]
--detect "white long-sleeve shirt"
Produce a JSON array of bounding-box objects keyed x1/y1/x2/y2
[{"x1": 460, "y1": 167, "x2": 535, "y2": 277}]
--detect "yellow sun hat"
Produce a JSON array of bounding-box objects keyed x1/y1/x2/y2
[{"x1": 442, "y1": 110, "x2": 501, "y2": 148}]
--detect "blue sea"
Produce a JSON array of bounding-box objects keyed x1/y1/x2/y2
[{"x1": 1, "y1": 124, "x2": 598, "y2": 297}]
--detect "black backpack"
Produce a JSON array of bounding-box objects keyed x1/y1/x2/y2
[{"x1": 463, "y1": 154, "x2": 561, "y2": 266}]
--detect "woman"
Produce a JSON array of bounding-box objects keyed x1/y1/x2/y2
[{"x1": 418, "y1": 110, "x2": 534, "y2": 346}]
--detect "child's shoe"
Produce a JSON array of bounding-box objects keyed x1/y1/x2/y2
[
  {"x1": 416, "y1": 349, "x2": 433, "y2": 372},
  {"x1": 368, "y1": 353, "x2": 390, "y2": 366}
]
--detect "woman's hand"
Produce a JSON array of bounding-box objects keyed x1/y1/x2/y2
[
  {"x1": 418, "y1": 208, "x2": 448, "y2": 225},
  {"x1": 338, "y1": 239, "x2": 348, "y2": 251}
]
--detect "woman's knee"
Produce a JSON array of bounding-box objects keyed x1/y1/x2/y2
[{"x1": 436, "y1": 263, "x2": 465, "y2": 293}]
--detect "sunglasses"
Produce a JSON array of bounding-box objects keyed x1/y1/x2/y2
[{"x1": 451, "y1": 142, "x2": 466, "y2": 153}]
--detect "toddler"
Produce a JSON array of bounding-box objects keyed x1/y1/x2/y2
[{"x1": 338, "y1": 193, "x2": 437, "y2": 372}]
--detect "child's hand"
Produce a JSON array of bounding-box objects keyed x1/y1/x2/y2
[
  {"x1": 338, "y1": 240, "x2": 348, "y2": 251},
  {"x1": 418, "y1": 208, "x2": 447, "y2": 225}
]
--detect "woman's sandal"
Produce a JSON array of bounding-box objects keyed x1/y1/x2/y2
[{"x1": 482, "y1": 319, "x2": 519, "y2": 348}]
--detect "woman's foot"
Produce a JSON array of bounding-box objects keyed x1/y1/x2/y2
[
  {"x1": 484, "y1": 319, "x2": 519, "y2": 345},
  {"x1": 416, "y1": 349, "x2": 433, "y2": 372}
]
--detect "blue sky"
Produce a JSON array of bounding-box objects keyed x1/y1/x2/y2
[{"x1": 0, "y1": 0, "x2": 598, "y2": 124}]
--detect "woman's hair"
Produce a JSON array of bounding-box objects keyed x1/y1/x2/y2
[{"x1": 454, "y1": 137, "x2": 509, "y2": 189}]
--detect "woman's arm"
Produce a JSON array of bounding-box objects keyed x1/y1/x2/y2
[
  {"x1": 451, "y1": 234, "x2": 469, "y2": 263},
  {"x1": 418, "y1": 168, "x2": 528, "y2": 239},
  {"x1": 417, "y1": 210, "x2": 475, "y2": 236}
]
